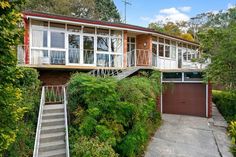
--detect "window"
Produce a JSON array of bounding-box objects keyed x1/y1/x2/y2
[
  {"x1": 152, "y1": 43, "x2": 157, "y2": 54},
  {"x1": 32, "y1": 30, "x2": 47, "y2": 47},
  {"x1": 51, "y1": 32, "x2": 65, "y2": 48},
  {"x1": 50, "y1": 22, "x2": 65, "y2": 30},
  {"x1": 165, "y1": 45, "x2": 170, "y2": 57},
  {"x1": 69, "y1": 34, "x2": 80, "y2": 64},
  {"x1": 183, "y1": 49, "x2": 187, "y2": 61},
  {"x1": 67, "y1": 25, "x2": 81, "y2": 32},
  {"x1": 50, "y1": 51, "x2": 65, "y2": 65},
  {"x1": 111, "y1": 30, "x2": 122, "y2": 38},
  {"x1": 163, "y1": 72, "x2": 182, "y2": 81},
  {"x1": 97, "y1": 54, "x2": 109, "y2": 67},
  {"x1": 152, "y1": 36, "x2": 157, "y2": 42},
  {"x1": 111, "y1": 38, "x2": 122, "y2": 53},
  {"x1": 159, "y1": 38, "x2": 164, "y2": 43},
  {"x1": 171, "y1": 45, "x2": 176, "y2": 59},
  {"x1": 97, "y1": 37, "x2": 109, "y2": 51},
  {"x1": 97, "y1": 28, "x2": 109, "y2": 36},
  {"x1": 187, "y1": 50, "x2": 192, "y2": 61},
  {"x1": 83, "y1": 36, "x2": 94, "y2": 64},
  {"x1": 159, "y1": 44, "x2": 164, "y2": 57},
  {"x1": 111, "y1": 55, "x2": 122, "y2": 67},
  {"x1": 83, "y1": 27, "x2": 95, "y2": 34},
  {"x1": 31, "y1": 20, "x2": 48, "y2": 29},
  {"x1": 184, "y1": 72, "x2": 203, "y2": 81}
]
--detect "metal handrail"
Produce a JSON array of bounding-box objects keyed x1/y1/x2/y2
[
  {"x1": 33, "y1": 87, "x2": 45, "y2": 157},
  {"x1": 63, "y1": 85, "x2": 70, "y2": 157}
]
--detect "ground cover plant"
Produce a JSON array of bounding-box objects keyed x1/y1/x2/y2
[{"x1": 67, "y1": 71, "x2": 162, "y2": 157}]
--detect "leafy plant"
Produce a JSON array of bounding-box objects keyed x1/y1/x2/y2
[
  {"x1": 68, "y1": 71, "x2": 162, "y2": 157},
  {"x1": 228, "y1": 121, "x2": 236, "y2": 156}
]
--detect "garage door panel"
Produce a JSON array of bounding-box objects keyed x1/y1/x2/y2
[{"x1": 163, "y1": 83, "x2": 206, "y2": 117}]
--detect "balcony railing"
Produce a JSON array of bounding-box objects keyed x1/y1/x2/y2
[{"x1": 127, "y1": 49, "x2": 152, "y2": 67}]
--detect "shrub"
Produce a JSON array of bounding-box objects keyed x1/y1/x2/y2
[
  {"x1": 72, "y1": 136, "x2": 118, "y2": 157},
  {"x1": 229, "y1": 121, "x2": 236, "y2": 156},
  {"x1": 68, "y1": 71, "x2": 162, "y2": 157},
  {"x1": 3, "y1": 67, "x2": 40, "y2": 157},
  {"x1": 212, "y1": 90, "x2": 236, "y2": 122}
]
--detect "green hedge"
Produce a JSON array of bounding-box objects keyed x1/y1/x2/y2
[
  {"x1": 68, "y1": 71, "x2": 162, "y2": 157},
  {"x1": 213, "y1": 90, "x2": 236, "y2": 156},
  {"x1": 212, "y1": 90, "x2": 236, "y2": 122},
  {"x1": 4, "y1": 67, "x2": 40, "y2": 157}
]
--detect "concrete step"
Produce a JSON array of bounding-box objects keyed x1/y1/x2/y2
[
  {"x1": 39, "y1": 140, "x2": 65, "y2": 152},
  {"x1": 42, "y1": 118, "x2": 64, "y2": 127},
  {"x1": 40, "y1": 132, "x2": 65, "y2": 143},
  {"x1": 43, "y1": 104, "x2": 64, "y2": 114},
  {"x1": 43, "y1": 112, "x2": 64, "y2": 120},
  {"x1": 41, "y1": 125, "x2": 65, "y2": 134},
  {"x1": 39, "y1": 148, "x2": 66, "y2": 157}
]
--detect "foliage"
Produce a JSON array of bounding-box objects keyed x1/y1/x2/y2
[
  {"x1": 0, "y1": 0, "x2": 25, "y2": 153},
  {"x1": 68, "y1": 71, "x2": 162, "y2": 157},
  {"x1": 229, "y1": 121, "x2": 236, "y2": 156},
  {"x1": 3, "y1": 68, "x2": 40, "y2": 157},
  {"x1": 71, "y1": 135, "x2": 118, "y2": 157},
  {"x1": 23, "y1": 0, "x2": 121, "y2": 22},
  {"x1": 202, "y1": 21, "x2": 236, "y2": 91},
  {"x1": 148, "y1": 21, "x2": 194, "y2": 41},
  {"x1": 212, "y1": 90, "x2": 236, "y2": 122}
]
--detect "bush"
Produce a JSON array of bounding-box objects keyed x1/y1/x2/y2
[
  {"x1": 68, "y1": 71, "x2": 162, "y2": 157},
  {"x1": 3, "y1": 67, "x2": 40, "y2": 157},
  {"x1": 212, "y1": 90, "x2": 236, "y2": 122},
  {"x1": 213, "y1": 90, "x2": 236, "y2": 156},
  {"x1": 229, "y1": 121, "x2": 236, "y2": 156}
]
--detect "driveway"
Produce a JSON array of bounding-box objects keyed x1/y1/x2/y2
[{"x1": 145, "y1": 109, "x2": 233, "y2": 157}]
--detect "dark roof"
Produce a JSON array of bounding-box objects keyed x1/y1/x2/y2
[{"x1": 23, "y1": 11, "x2": 199, "y2": 45}]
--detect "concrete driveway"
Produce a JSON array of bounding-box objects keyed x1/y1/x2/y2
[{"x1": 145, "y1": 112, "x2": 233, "y2": 157}]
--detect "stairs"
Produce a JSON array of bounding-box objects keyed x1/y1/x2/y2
[
  {"x1": 39, "y1": 104, "x2": 66, "y2": 157},
  {"x1": 33, "y1": 86, "x2": 69, "y2": 157},
  {"x1": 114, "y1": 67, "x2": 140, "y2": 80},
  {"x1": 89, "y1": 67, "x2": 141, "y2": 80}
]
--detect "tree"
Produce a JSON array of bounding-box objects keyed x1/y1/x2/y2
[
  {"x1": 23, "y1": 0, "x2": 121, "y2": 22},
  {"x1": 0, "y1": 0, "x2": 25, "y2": 153},
  {"x1": 148, "y1": 21, "x2": 194, "y2": 41},
  {"x1": 201, "y1": 21, "x2": 236, "y2": 91}
]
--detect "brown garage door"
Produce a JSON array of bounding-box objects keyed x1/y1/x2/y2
[{"x1": 163, "y1": 83, "x2": 206, "y2": 117}]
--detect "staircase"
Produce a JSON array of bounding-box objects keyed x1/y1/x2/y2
[
  {"x1": 89, "y1": 67, "x2": 141, "y2": 80},
  {"x1": 33, "y1": 86, "x2": 69, "y2": 157}
]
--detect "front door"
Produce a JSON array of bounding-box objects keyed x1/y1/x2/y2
[
  {"x1": 178, "y1": 49, "x2": 182, "y2": 68},
  {"x1": 68, "y1": 34, "x2": 80, "y2": 64},
  {"x1": 127, "y1": 37, "x2": 136, "y2": 67}
]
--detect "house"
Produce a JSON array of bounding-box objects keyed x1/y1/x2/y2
[{"x1": 18, "y1": 11, "x2": 212, "y2": 118}]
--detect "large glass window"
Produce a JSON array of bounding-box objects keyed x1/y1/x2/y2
[
  {"x1": 97, "y1": 37, "x2": 109, "y2": 51},
  {"x1": 111, "y1": 38, "x2": 122, "y2": 53},
  {"x1": 171, "y1": 45, "x2": 176, "y2": 59},
  {"x1": 83, "y1": 36, "x2": 94, "y2": 64},
  {"x1": 111, "y1": 30, "x2": 122, "y2": 38},
  {"x1": 165, "y1": 45, "x2": 170, "y2": 57},
  {"x1": 32, "y1": 30, "x2": 47, "y2": 47},
  {"x1": 184, "y1": 72, "x2": 203, "y2": 81},
  {"x1": 97, "y1": 28, "x2": 109, "y2": 36},
  {"x1": 159, "y1": 44, "x2": 164, "y2": 57},
  {"x1": 69, "y1": 34, "x2": 80, "y2": 64},
  {"x1": 31, "y1": 20, "x2": 48, "y2": 29},
  {"x1": 163, "y1": 72, "x2": 182, "y2": 81},
  {"x1": 111, "y1": 55, "x2": 122, "y2": 67},
  {"x1": 50, "y1": 51, "x2": 65, "y2": 65},
  {"x1": 51, "y1": 32, "x2": 65, "y2": 48},
  {"x1": 97, "y1": 54, "x2": 109, "y2": 67}
]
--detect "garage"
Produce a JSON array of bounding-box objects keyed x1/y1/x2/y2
[{"x1": 161, "y1": 71, "x2": 211, "y2": 117}]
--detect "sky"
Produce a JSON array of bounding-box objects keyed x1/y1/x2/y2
[{"x1": 113, "y1": 0, "x2": 236, "y2": 27}]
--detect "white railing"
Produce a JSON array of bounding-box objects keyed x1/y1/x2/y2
[
  {"x1": 63, "y1": 85, "x2": 70, "y2": 157},
  {"x1": 44, "y1": 86, "x2": 64, "y2": 104},
  {"x1": 33, "y1": 87, "x2": 45, "y2": 157},
  {"x1": 89, "y1": 68, "x2": 123, "y2": 77}
]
